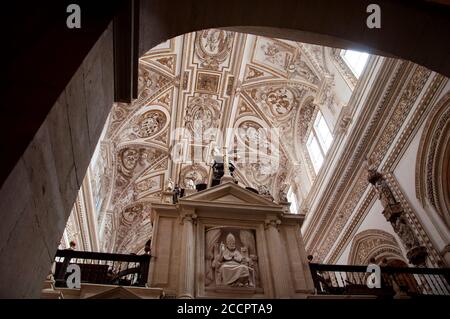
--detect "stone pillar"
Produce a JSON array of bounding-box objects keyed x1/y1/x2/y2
[
  {"x1": 177, "y1": 209, "x2": 197, "y2": 299},
  {"x1": 368, "y1": 169, "x2": 428, "y2": 266},
  {"x1": 264, "y1": 217, "x2": 292, "y2": 298}
]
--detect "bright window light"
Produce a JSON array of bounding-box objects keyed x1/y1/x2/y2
[
  {"x1": 340, "y1": 49, "x2": 369, "y2": 77},
  {"x1": 307, "y1": 133, "x2": 324, "y2": 173},
  {"x1": 306, "y1": 111, "x2": 333, "y2": 174},
  {"x1": 314, "y1": 114, "x2": 333, "y2": 153},
  {"x1": 287, "y1": 186, "x2": 298, "y2": 214}
]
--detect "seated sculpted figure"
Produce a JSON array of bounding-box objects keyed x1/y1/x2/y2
[{"x1": 212, "y1": 233, "x2": 253, "y2": 287}]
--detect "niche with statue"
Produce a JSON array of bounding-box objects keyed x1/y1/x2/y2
[{"x1": 205, "y1": 227, "x2": 260, "y2": 290}]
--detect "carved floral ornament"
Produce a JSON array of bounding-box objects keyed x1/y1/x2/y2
[
  {"x1": 368, "y1": 168, "x2": 428, "y2": 265},
  {"x1": 237, "y1": 160, "x2": 277, "y2": 188},
  {"x1": 121, "y1": 202, "x2": 144, "y2": 225}
]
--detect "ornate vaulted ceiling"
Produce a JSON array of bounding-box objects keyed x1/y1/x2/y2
[{"x1": 64, "y1": 29, "x2": 356, "y2": 254}]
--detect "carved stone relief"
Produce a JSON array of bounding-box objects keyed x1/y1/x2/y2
[
  {"x1": 138, "y1": 65, "x2": 173, "y2": 101},
  {"x1": 185, "y1": 96, "x2": 221, "y2": 141},
  {"x1": 114, "y1": 147, "x2": 166, "y2": 202},
  {"x1": 65, "y1": 28, "x2": 441, "y2": 265},
  {"x1": 249, "y1": 85, "x2": 299, "y2": 118},
  {"x1": 195, "y1": 29, "x2": 234, "y2": 70},
  {"x1": 286, "y1": 54, "x2": 319, "y2": 85},
  {"x1": 252, "y1": 37, "x2": 296, "y2": 76},
  {"x1": 236, "y1": 121, "x2": 270, "y2": 149},
  {"x1": 131, "y1": 110, "x2": 167, "y2": 139},
  {"x1": 205, "y1": 227, "x2": 259, "y2": 288},
  {"x1": 296, "y1": 98, "x2": 317, "y2": 143},
  {"x1": 180, "y1": 164, "x2": 209, "y2": 188},
  {"x1": 115, "y1": 202, "x2": 153, "y2": 254}
]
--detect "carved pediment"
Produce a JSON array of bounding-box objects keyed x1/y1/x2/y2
[
  {"x1": 179, "y1": 182, "x2": 280, "y2": 208},
  {"x1": 82, "y1": 285, "x2": 163, "y2": 299},
  {"x1": 86, "y1": 286, "x2": 142, "y2": 299},
  {"x1": 214, "y1": 194, "x2": 248, "y2": 203}
]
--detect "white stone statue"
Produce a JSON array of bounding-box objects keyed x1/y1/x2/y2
[
  {"x1": 185, "y1": 178, "x2": 196, "y2": 190},
  {"x1": 165, "y1": 178, "x2": 174, "y2": 191},
  {"x1": 212, "y1": 233, "x2": 254, "y2": 287}
]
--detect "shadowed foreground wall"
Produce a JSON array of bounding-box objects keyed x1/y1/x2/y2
[{"x1": 0, "y1": 24, "x2": 114, "y2": 298}]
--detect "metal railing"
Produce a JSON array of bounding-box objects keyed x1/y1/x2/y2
[
  {"x1": 53, "y1": 249, "x2": 150, "y2": 288},
  {"x1": 309, "y1": 263, "x2": 450, "y2": 298}
]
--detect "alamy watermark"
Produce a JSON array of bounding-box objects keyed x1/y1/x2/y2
[
  {"x1": 66, "y1": 264, "x2": 81, "y2": 289},
  {"x1": 66, "y1": 4, "x2": 81, "y2": 29},
  {"x1": 169, "y1": 123, "x2": 281, "y2": 170},
  {"x1": 66, "y1": 4, "x2": 380, "y2": 30},
  {"x1": 366, "y1": 4, "x2": 381, "y2": 29},
  {"x1": 366, "y1": 263, "x2": 381, "y2": 288}
]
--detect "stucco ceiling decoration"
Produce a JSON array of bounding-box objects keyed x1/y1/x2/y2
[{"x1": 75, "y1": 29, "x2": 348, "y2": 254}]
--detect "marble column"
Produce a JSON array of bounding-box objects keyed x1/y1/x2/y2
[
  {"x1": 264, "y1": 217, "x2": 292, "y2": 298},
  {"x1": 177, "y1": 209, "x2": 197, "y2": 299}
]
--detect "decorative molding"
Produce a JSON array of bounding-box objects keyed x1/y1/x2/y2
[
  {"x1": 348, "y1": 229, "x2": 405, "y2": 265},
  {"x1": 386, "y1": 173, "x2": 443, "y2": 267},
  {"x1": 416, "y1": 91, "x2": 450, "y2": 228},
  {"x1": 327, "y1": 72, "x2": 446, "y2": 264},
  {"x1": 306, "y1": 63, "x2": 431, "y2": 262},
  {"x1": 331, "y1": 48, "x2": 357, "y2": 89}
]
